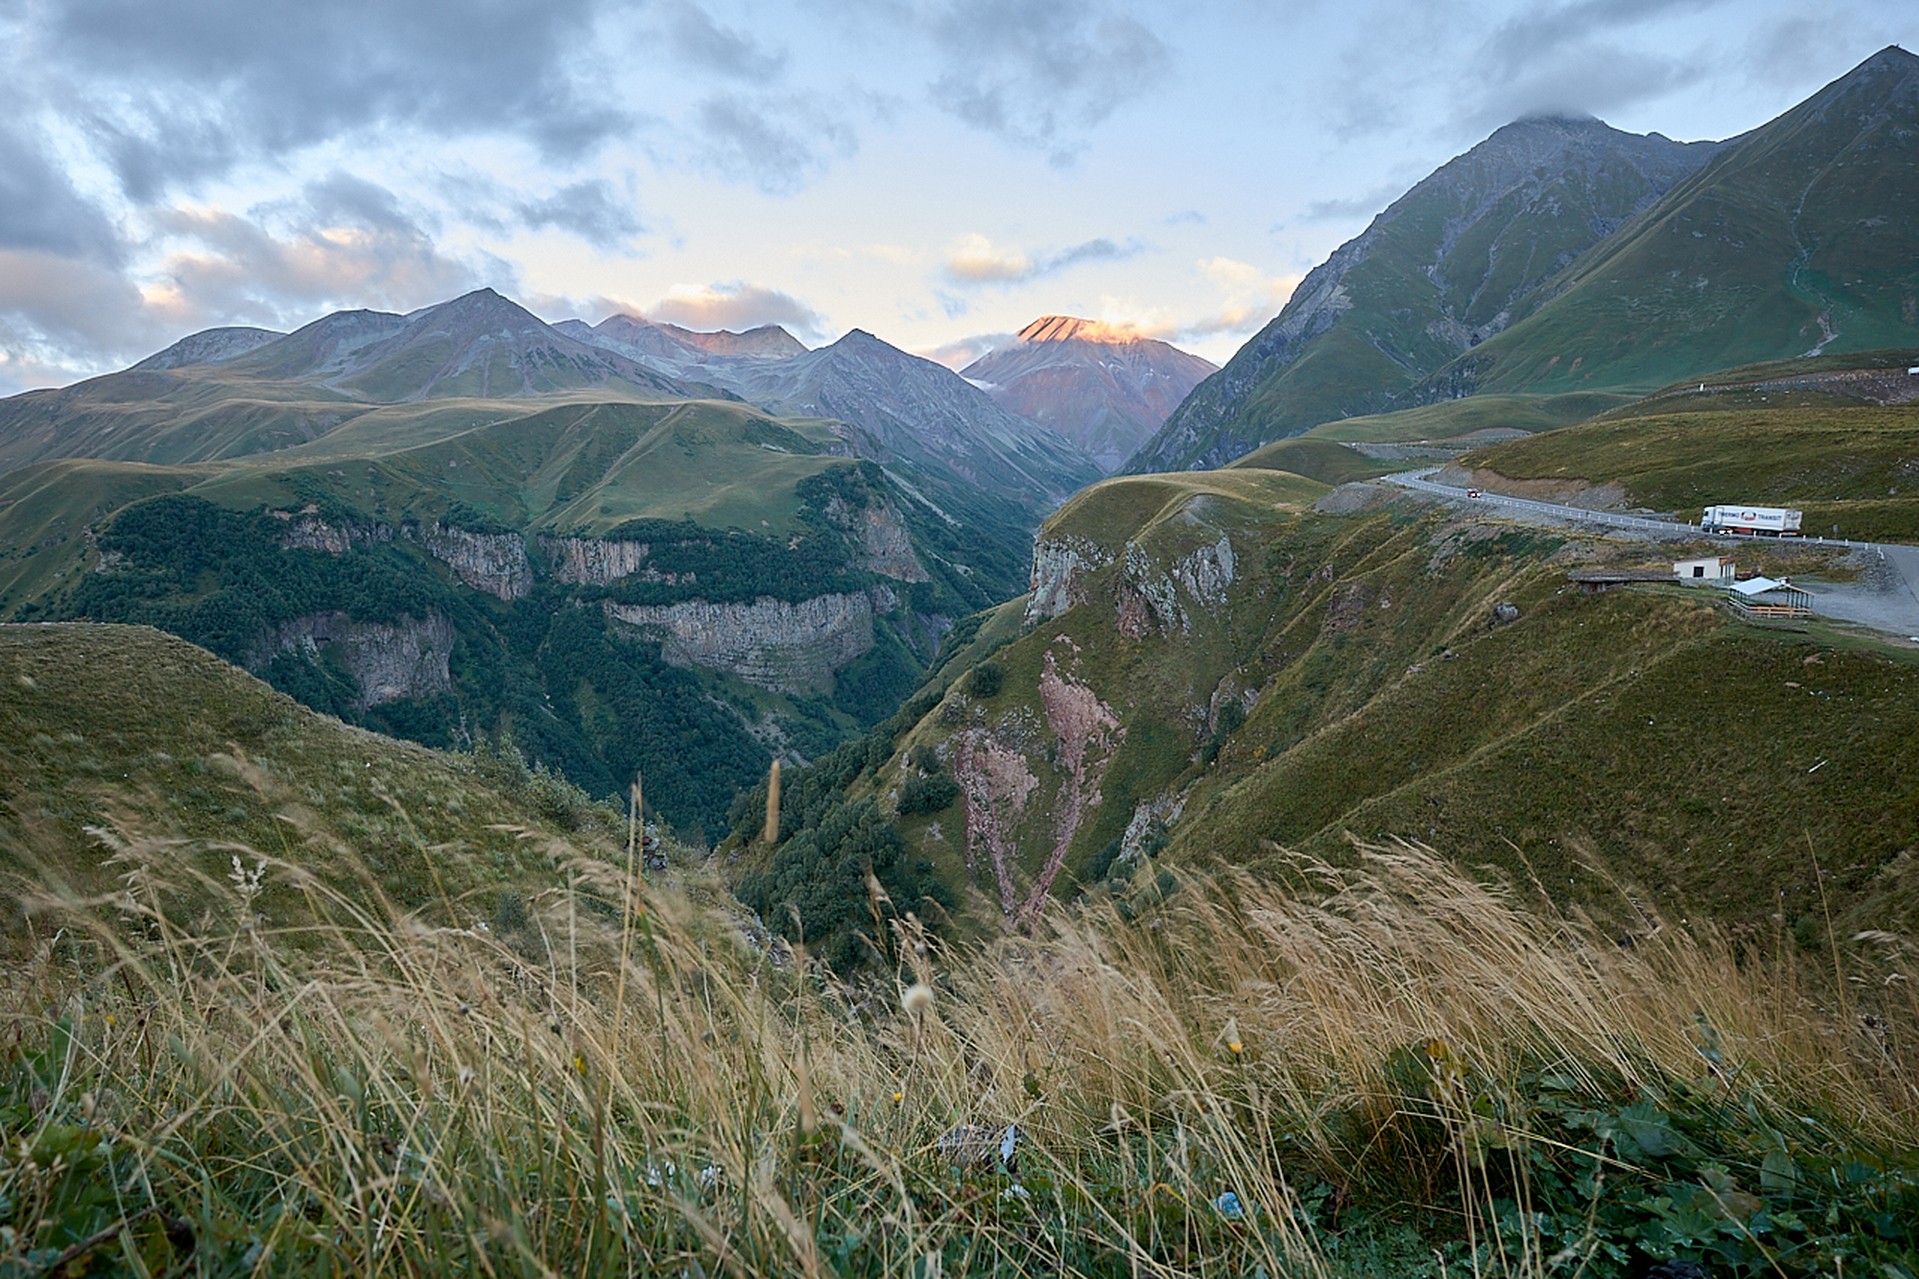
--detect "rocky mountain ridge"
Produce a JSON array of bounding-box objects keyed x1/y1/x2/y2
[
  {"x1": 961, "y1": 316, "x2": 1217, "y2": 471},
  {"x1": 1131, "y1": 116, "x2": 1722, "y2": 471}
]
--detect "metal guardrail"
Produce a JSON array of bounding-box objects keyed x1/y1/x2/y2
[{"x1": 1382, "y1": 469, "x2": 1884, "y2": 551}]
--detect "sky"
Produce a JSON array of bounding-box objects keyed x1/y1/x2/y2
[{"x1": 0, "y1": 0, "x2": 1913, "y2": 395}]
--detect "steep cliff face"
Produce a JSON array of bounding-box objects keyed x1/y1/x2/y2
[
  {"x1": 605, "y1": 586, "x2": 898, "y2": 693},
  {"x1": 540, "y1": 535, "x2": 655, "y2": 586},
  {"x1": 272, "y1": 511, "x2": 393, "y2": 554},
  {"x1": 834, "y1": 494, "x2": 928, "y2": 582},
  {"x1": 405, "y1": 524, "x2": 532, "y2": 600},
  {"x1": 1116, "y1": 536, "x2": 1236, "y2": 637},
  {"x1": 254, "y1": 611, "x2": 454, "y2": 708},
  {"x1": 1025, "y1": 536, "x2": 1114, "y2": 624}
]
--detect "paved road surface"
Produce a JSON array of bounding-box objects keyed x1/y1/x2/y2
[{"x1": 1383, "y1": 468, "x2": 1919, "y2": 639}]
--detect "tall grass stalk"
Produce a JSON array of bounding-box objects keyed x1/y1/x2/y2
[{"x1": 2, "y1": 827, "x2": 1913, "y2": 1276}]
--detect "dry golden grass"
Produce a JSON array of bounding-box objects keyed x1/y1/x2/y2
[{"x1": 3, "y1": 820, "x2": 1914, "y2": 1277}]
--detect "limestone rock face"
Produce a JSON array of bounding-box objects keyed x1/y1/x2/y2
[
  {"x1": 541, "y1": 535, "x2": 654, "y2": 586},
  {"x1": 1025, "y1": 536, "x2": 1113, "y2": 624},
  {"x1": 833, "y1": 495, "x2": 928, "y2": 582},
  {"x1": 254, "y1": 612, "x2": 454, "y2": 708},
  {"x1": 406, "y1": 523, "x2": 532, "y2": 600},
  {"x1": 1116, "y1": 535, "x2": 1237, "y2": 636},
  {"x1": 273, "y1": 512, "x2": 393, "y2": 555},
  {"x1": 605, "y1": 586, "x2": 897, "y2": 693}
]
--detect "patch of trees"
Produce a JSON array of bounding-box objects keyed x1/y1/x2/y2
[{"x1": 725, "y1": 685, "x2": 947, "y2": 968}]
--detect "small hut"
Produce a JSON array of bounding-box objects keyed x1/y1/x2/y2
[{"x1": 1674, "y1": 556, "x2": 1736, "y2": 584}]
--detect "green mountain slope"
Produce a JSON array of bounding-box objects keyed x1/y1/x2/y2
[
  {"x1": 1130, "y1": 117, "x2": 1718, "y2": 471},
  {"x1": 1429, "y1": 46, "x2": 1919, "y2": 398},
  {"x1": 0, "y1": 289, "x2": 1099, "y2": 839},
  {"x1": 0, "y1": 291, "x2": 705, "y2": 477},
  {"x1": 0, "y1": 622, "x2": 619, "y2": 924},
  {"x1": 724, "y1": 467, "x2": 1919, "y2": 959}
]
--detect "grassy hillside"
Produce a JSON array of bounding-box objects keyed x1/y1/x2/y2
[
  {"x1": 0, "y1": 376, "x2": 1038, "y2": 842},
  {"x1": 1296, "y1": 391, "x2": 1626, "y2": 444},
  {"x1": 0, "y1": 623, "x2": 621, "y2": 927},
  {"x1": 190, "y1": 398, "x2": 853, "y2": 537},
  {"x1": 727, "y1": 481, "x2": 1919, "y2": 965},
  {"x1": 1465, "y1": 402, "x2": 1919, "y2": 540},
  {"x1": 1132, "y1": 119, "x2": 1716, "y2": 471},
  {"x1": 4, "y1": 829, "x2": 1914, "y2": 1275},
  {"x1": 1223, "y1": 438, "x2": 1400, "y2": 484},
  {"x1": 1432, "y1": 49, "x2": 1919, "y2": 399}
]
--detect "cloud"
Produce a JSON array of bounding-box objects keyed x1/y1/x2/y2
[
  {"x1": 35, "y1": 0, "x2": 626, "y2": 198},
  {"x1": 1176, "y1": 257, "x2": 1301, "y2": 339},
  {"x1": 1461, "y1": 0, "x2": 1726, "y2": 126},
  {"x1": 1295, "y1": 181, "x2": 1411, "y2": 224},
  {"x1": 146, "y1": 179, "x2": 502, "y2": 330},
  {"x1": 0, "y1": 249, "x2": 163, "y2": 381},
  {"x1": 0, "y1": 124, "x2": 124, "y2": 263},
  {"x1": 1479, "y1": 0, "x2": 1726, "y2": 78},
  {"x1": 1162, "y1": 210, "x2": 1207, "y2": 227},
  {"x1": 1081, "y1": 257, "x2": 1299, "y2": 351},
  {"x1": 844, "y1": 0, "x2": 1171, "y2": 160},
  {"x1": 943, "y1": 232, "x2": 1144, "y2": 285},
  {"x1": 664, "y1": 1, "x2": 788, "y2": 80},
  {"x1": 642, "y1": 282, "x2": 826, "y2": 340},
  {"x1": 694, "y1": 92, "x2": 859, "y2": 195},
  {"x1": 515, "y1": 180, "x2": 645, "y2": 247}
]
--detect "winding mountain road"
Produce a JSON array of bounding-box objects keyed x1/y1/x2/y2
[{"x1": 1383, "y1": 467, "x2": 1919, "y2": 639}]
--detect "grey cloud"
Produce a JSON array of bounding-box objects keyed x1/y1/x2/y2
[
  {"x1": 1462, "y1": 0, "x2": 1728, "y2": 127},
  {"x1": 695, "y1": 92, "x2": 858, "y2": 195},
  {"x1": 300, "y1": 172, "x2": 419, "y2": 234},
  {"x1": 922, "y1": 331, "x2": 1016, "y2": 370},
  {"x1": 154, "y1": 181, "x2": 503, "y2": 329},
  {"x1": 38, "y1": 0, "x2": 626, "y2": 198},
  {"x1": 1479, "y1": 0, "x2": 1727, "y2": 78},
  {"x1": 666, "y1": 2, "x2": 788, "y2": 79},
  {"x1": 0, "y1": 249, "x2": 163, "y2": 374},
  {"x1": 1468, "y1": 45, "x2": 1702, "y2": 129},
  {"x1": 1163, "y1": 210, "x2": 1207, "y2": 227},
  {"x1": 516, "y1": 181, "x2": 645, "y2": 247},
  {"x1": 0, "y1": 124, "x2": 124, "y2": 263},
  {"x1": 433, "y1": 172, "x2": 644, "y2": 247},
  {"x1": 922, "y1": 0, "x2": 1172, "y2": 160}
]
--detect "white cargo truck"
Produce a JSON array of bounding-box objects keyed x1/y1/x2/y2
[{"x1": 1701, "y1": 504, "x2": 1803, "y2": 536}]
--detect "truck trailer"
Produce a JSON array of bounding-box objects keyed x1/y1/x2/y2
[{"x1": 1701, "y1": 504, "x2": 1803, "y2": 536}]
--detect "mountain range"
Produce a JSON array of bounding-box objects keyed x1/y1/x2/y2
[
  {"x1": 0, "y1": 288, "x2": 1108, "y2": 836},
  {"x1": 960, "y1": 317, "x2": 1217, "y2": 470},
  {"x1": 1132, "y1": 45, "x2": 1919, "y2": 472}
]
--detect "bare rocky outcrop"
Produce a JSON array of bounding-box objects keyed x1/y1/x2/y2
[
  {"x1": 541, "y1": 535, "x2": 655, "y2": 586},
  {"x1": 953, "y1": 729, "x2": 1040, "y2": 920},
  {"x1": 951, "y1": 643, "x2": 1123, "y2": 930},
  {"x1": 253, "y1": 612, "x2": 454, "y2": 708},
  {"x1": 405, "y1": 523, "x2": 532, "y2": 600},
  {"x1": 270, "y1": 510, "x2": 393, "y2": 555},
  {"x1": 1115, "y1": 535, "x2": 1236, "y2": 637},
  {"x1": 833, "y1": 494, "x2": 928, "y2": 581},
  {"x1": 1019, "y1": 650, "x2": 1123, "y2": 928},
  {"x1": 1025, "y1": 535, "x2": 1113, "y2": 624},
  {"x1": 605, "y1": 586, "x2": 897, "y2": 693}
]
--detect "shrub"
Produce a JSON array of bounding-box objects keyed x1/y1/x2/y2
[
  {"x1": 897, "y1": 773, "x2": 959, "y2": 816},
  {"x1": 969, "y1": 660, "x2": 1003, "y2": 698}
]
